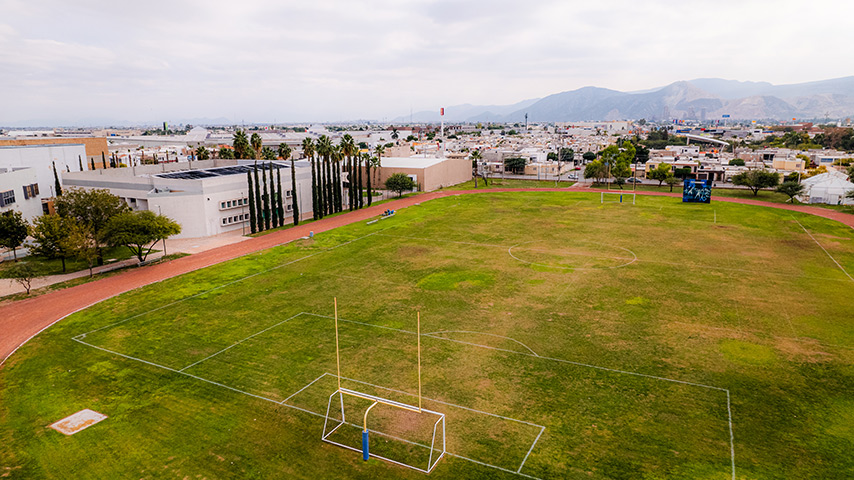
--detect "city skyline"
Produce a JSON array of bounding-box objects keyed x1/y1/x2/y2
[{"x1": 2, "y1": 0, "x2": 853, "y2": 125}]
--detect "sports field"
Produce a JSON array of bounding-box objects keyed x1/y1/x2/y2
[{"x1": 1, "y1": 191, "x2": 853, "y2": 479}]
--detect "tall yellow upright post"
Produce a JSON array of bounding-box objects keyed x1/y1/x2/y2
[
  {"x1": 417, "y1": 311, "x2": 422, "y2": 413},
  {"x1": 335, "y1": 297, "x2": 341, "y2": 392}
]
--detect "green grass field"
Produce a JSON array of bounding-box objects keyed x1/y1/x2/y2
[{"x1": 2, "y1": 191, "x2": 853, "y2": 479}]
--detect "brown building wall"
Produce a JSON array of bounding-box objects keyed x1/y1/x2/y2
[
  {"x1": 360, "y1": 158, "x2": 472, "y2": 192},
  {"x1": 0, "y1": 137, "x2": 110, "y2": 167}
]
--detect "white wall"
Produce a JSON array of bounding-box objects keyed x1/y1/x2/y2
[
  {"x1": 0, "y1": 167, "x2": 44, "y2": 222},
  {"x1": 0, "y1": 144, "x2": 88, "y2": 201}
]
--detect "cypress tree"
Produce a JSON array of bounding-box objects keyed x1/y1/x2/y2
[
  {"x1": 247, "y1": 171, "x2": 257, "y2": 234},
  {"x1": 78, "y1": 155, "x2": 83, "y2": 171},
  {"x1": 268, "y1": 164, "x2": 277, "y2": 229},
  {"x1": 358, "y1": 155, "x2": 364, "y2": 208},
  {"x1": 332, "y1": 157, "x2": 339, "y2": 213},
  {"x1": 254, "y1": 163, "x2": 263, "y2": 231},
  {"x1": 290, "y1": 158, "x2": 299, "y2": 226},
  {"x1": 319, "y1": 157, "x2": 326, "y2": 218},
  {"x1": 52, "y1": 162, "x2": 62, "y2": 196},
  {"x1": 366, "y1": 156, "x2": 372, "y2": 206},
  {"x1": 90, "y1": 158, "x2": 96, "y2": 170},
  {"x1": 262, "y1": 164, "x2": 271, "y2": 230},
  {"x1": 277, "y1": 167, "x2": 284, "y2": 226},
  {"x1": 347, "y1": 157, "x2": 353, "y2": 211},
  {"x1": 335, "y1": 157, "x2": 342, "y2": 212},
  {"x1": 310, "y1": 157, "x2": 318, "y2": 220},
  {"x1": 102, "y1": 152, "x2": 107, "y2": 169},
  {"x1": 324, "y1": 156, "x2": 332, "y2": 215}
]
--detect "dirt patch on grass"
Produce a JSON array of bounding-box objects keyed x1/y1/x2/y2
[{"x1": 774, "y1": 337, "x2": 833, "y2": 363}]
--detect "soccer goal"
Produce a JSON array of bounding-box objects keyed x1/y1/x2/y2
[
  {"x1": 321, "y1": 300, "x2": 446, "y2": 473},
  {"x1": 600, "y1": 191, "x2": 636, "y2": 204}
]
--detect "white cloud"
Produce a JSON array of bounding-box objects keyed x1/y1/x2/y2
[{"x1": 1, "y1": 0, "x2": 853, "y2": 125}]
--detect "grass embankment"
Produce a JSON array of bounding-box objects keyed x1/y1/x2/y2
[{"x1": 2, "y1": 191, "x2": 853, "y2": 479}]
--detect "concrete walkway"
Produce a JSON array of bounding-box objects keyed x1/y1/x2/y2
[
  {"x1": 2, "y1": 188, "x2": 853, "y2": 368},
  {"x1": 0, "y1": 229, "x2": 250, "y2": 297}
]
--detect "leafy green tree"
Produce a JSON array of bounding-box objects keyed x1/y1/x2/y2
[
  {"x1": 665, "y1": 174, "x2": 679, "y2": 192},
  {"x1": 729, "y1": 159, "x2": 745, "y2": 166},
  {"x1": 233, "y1": 130, "x2": 252, "y2": 159},
  {"x1": 0, "y1": 210, "x2": 30, "y2": 261},
  {"x1": 251, "y1": 133, "x2": 263, "y2": 159},
  {"x1": 103, "y1": 210, "x2": 181, "y2": 262},
  {"x1": 66, "y1": 222, "x2": 99, "y2": 276},
  {"x1": 30, "y1": 214, "x2": 78, "y2": 272},
  {"x1": 391, "y1": 128, "x2": 399, "y2": 140},
  {"x1": 560, "y1": 147, "x2": 575, "y2": 163},
  {"x1": 290, "y1": 157, "x2": 299, "y2": 226},
  {"x1": 54, "y1": 187, "x2": 130, "y2": 265},
  {"x1": 584, "y1": 160, "x2": 606, "y2": 184},
  {"x1": 846, "y1": 165, "x2": 854, "y2": 180},
  {"x1": 582, "y1": 151, "x2": 596, "y2": 162},
  {"x1": 52, "y1": 162, "x2": 62, "y2": 196},
  {"x1": 673, "y1": 167, "x2": 692, "y2": 179},
  {"x1": 385, "y1": 173, "x2": 416, "y2": 197},
  {"x1": 633, "y1": 144, "x2": 649, "y2": 164},
  {"x1": 219, "y1": 147, "x2": 235, "y2": 159},
  {"x1": 784, "y1": 171, "x2": 801, "y2": 183},
  {"x1": 731, "y1": 170, "x2": 781, "y2": 196},
  {"x1": 648, "y1": 163, "x2": 673, "y2": 186},
  {"x1": 504, "y1": 157, "x2": 526, "y2": 174},
  {"x1": 776, "y1": 181, "x2": 805, "y2": 203},
  {"x1": 247, "y1": 171, "x2": 257, "y2": 234},
  {"x1": 8, "y1": 262, "x2": 38, "y2": 294}
]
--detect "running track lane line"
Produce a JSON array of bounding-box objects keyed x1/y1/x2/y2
[{"x1": 2, "y1": 188, "x2": 853, "y2": 367}]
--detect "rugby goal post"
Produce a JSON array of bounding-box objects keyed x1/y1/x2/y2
[
  {"x1": 321, "y1": 299, "x2": 446, "y2": 473},
  {"x1": 600, "y1": 191, "x2": 636, "y2": 204}
]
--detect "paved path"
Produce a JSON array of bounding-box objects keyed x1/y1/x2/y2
[{"x1": 2, "y1": 188, "x2": 852, "y2": 367}]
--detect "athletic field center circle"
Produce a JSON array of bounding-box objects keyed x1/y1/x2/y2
[{"x1": 507, "y1": 240, "x2": 638, "y2": 270}]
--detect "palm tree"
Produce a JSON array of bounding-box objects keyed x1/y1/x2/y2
[
  {"x1": 250, "y1": 132, "x2": 263, "y2": 159},
  {"x1": 278, "y1": 143, "x2": 292, "y2": 162},
  {"x1": 302, "y1": 138, "x2": 319, "y2": 220},
  {"x1": 470, "y1": 150, "x2": 482, "y2": 188},
  {"x1": 373, "y1": 144, "x2": 385, "y2": 188},
  {"x1": 233, "y1": 129, "x2": 252, "y2": 159}
]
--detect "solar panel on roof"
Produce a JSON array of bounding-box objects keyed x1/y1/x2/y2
[{"x1": 155, "y1": 163, "x2": 287, "y2": 180}]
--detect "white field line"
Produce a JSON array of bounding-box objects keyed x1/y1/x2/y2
[
  {"x1": 423, "y1": 330, "x2": 540, "y2": 356},
  {"x1": 334, "y1": 373, "x2": 545, "y2": 429},
  {"x1": 518, "y1": 426, "x2": 546, "y2": 473},
  {"x1": 727, "y1": 391, "x2": 736, "y2": 480},
  {"x1": 72, "y1": 231, "x2": 383, "y2": 340},
  {"x1": 178, "y1": 313, "x2": 304, "y2": 372},
  {"x1": 508, "y1": 242, "x2": 638, "y2": 270},
  {"x1": 383, "y1": 232, "x2": 847, "y2": 283},
  {"x1": 282, "y1": 373, "x2": 329, "y2": 404},
  {"x1": 793, "y1": 218, "x2": 854, "y2": 282},
  {"x1": 307, "y1": 312, "x2": 727, "y2": 392},
  {"x1": 73, "y1": 338, "x2": 543, "y2": 480}
]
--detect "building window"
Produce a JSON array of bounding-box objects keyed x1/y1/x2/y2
[
  {"x1": 0, "y1": 190, "x2": 15, "y2": 207},
  {"x1": 22, "y1": 184, "x2": 39, "y2": 199}
]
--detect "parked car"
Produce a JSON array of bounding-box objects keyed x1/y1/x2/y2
[{"x1": 625, "y1": 177, "x2": 642, "y2": 183}]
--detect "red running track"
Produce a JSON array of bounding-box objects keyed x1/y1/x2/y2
[{"x1": 2, "y1": 188, "x2": 852, "y2": 367}]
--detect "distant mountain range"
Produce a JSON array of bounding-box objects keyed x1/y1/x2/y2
[{"x1": 397, "y1": 77, "x2": 854, "y2": 123}]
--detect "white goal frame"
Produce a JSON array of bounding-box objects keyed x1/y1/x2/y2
[
  {"x1": 321, "y1": 299, "x2": 446, "y2": 473},
  {"x1": 600, "y1": 191, "x2": 636, "y2": 204},
  {"x1": 321, "y1": 387, "x2": 447, "y2": 473}
]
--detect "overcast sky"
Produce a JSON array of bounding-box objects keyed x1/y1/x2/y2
[{"x1": 2, "y1": 0, "x2": 853, "y2": 126}]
